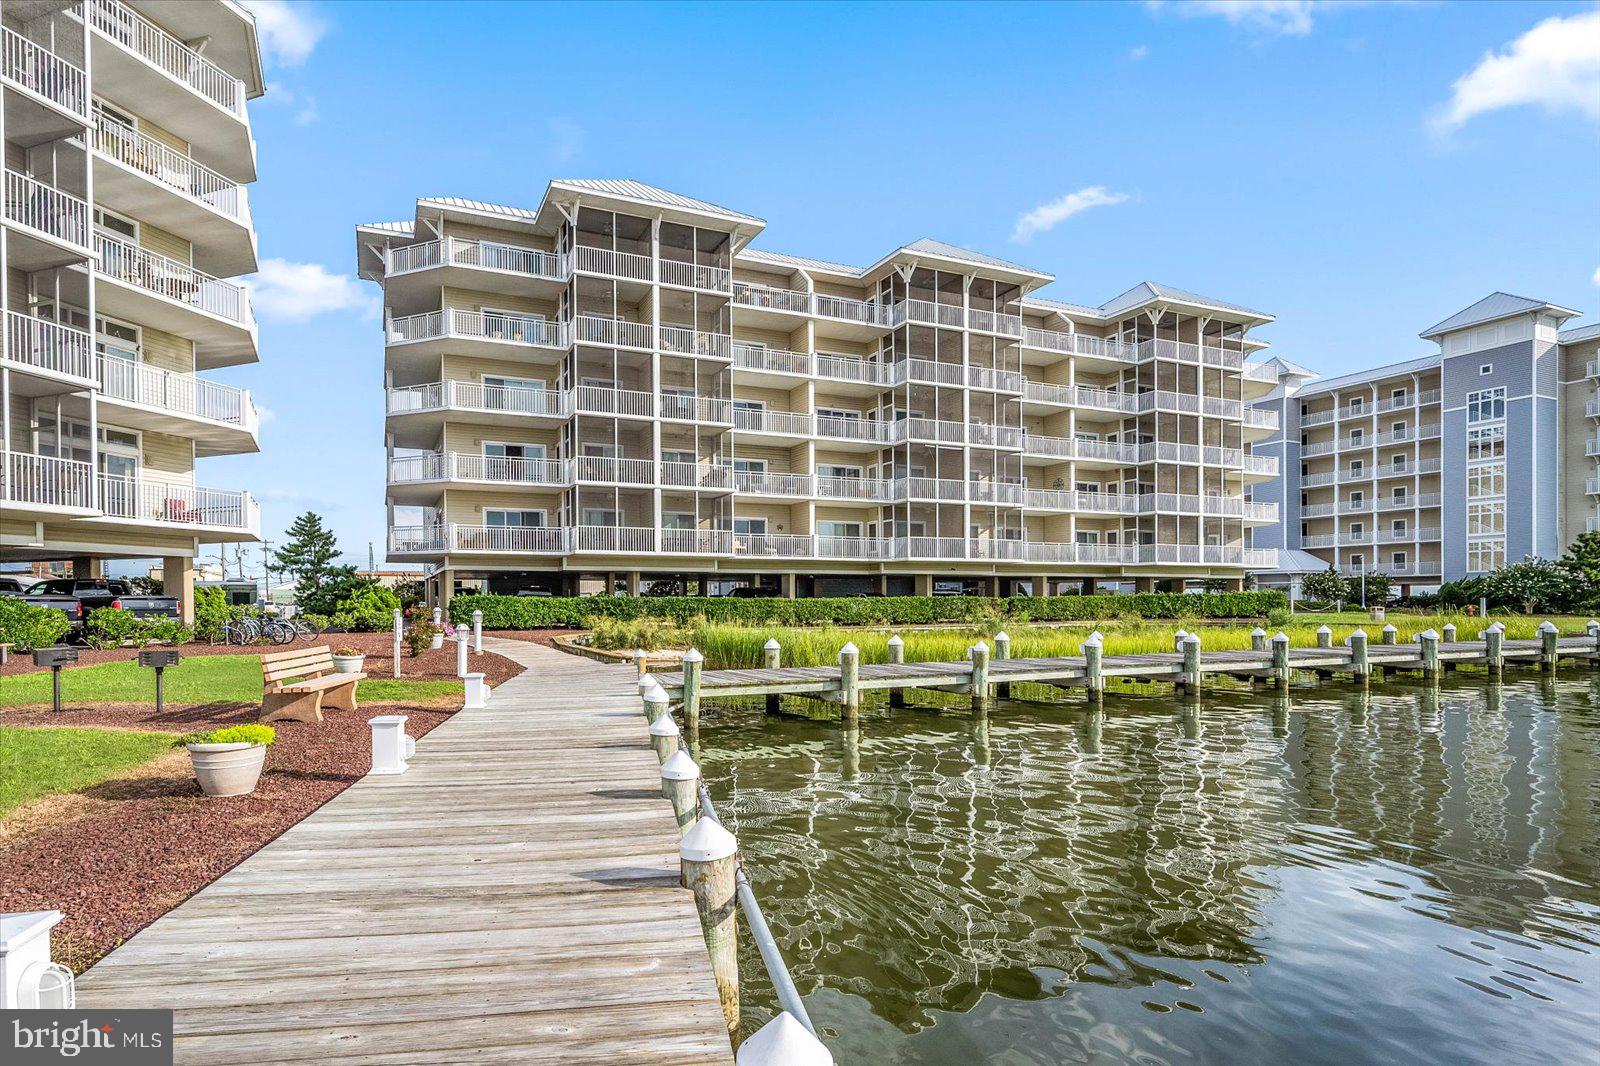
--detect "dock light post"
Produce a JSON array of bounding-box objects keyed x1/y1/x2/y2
[
  {"x1": 650, "y1": 712, "x2": 680, "y2": 763},
  {"x1": 887, "y1": 634, "x2": 905, "y2": 708},
  {"x1": 680, "y1": 817, "x2": 740, "y2": 1037},
  {"x1": 431, "y1": 606, "x2": 441, "y2": 627},
  {"x1": 660, "y1": 750, "x2": 700, "y2": 832},
  {"x1": 137, "y1": 648, "x2": 180, "y2": 713},
  {"x1": 31, "y1": 646, "x2": 77, "y2": 713},
  {"x1": 472, "y1": 610, "x2": 482, "y2": 654},
  {"x1": 763, "y1": 638, "x2": 782, "y2": 714},
  {"x1": 643, "y1": 684, "x2": 669, "y2": 724}
]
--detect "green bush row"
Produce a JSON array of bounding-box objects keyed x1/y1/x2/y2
[
  {"x1": 449, "y1": 591, "x2": 1288, "y2": 629},
  {"x1": 0, "y1": 596, "x2": 72, "y2": 652},
  {"x1": 84, "y1": 607, "x2": 193, "y2": 649}
]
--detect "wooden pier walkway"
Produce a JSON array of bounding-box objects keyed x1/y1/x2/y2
[
  {"x1": 76, "y1": 637, "x2": 733, "y2": 1065},
  {"x1": 654, "y1": 632, "x2": 1598, "y2": 705}
]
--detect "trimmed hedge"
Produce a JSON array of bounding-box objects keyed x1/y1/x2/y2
[{"x1": 450, "y1": 591, "x2": 1287, "y2": 629}]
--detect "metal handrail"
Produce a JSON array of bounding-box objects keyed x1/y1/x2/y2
[{"x1": 694, "y1": 783, "x2": 815, "y2": 1036}]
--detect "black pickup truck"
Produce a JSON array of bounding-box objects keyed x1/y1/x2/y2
[{"x1": 1, "y1": 578, "x2": 179, "y2": 636}]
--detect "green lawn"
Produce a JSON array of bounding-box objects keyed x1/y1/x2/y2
[
  {"x1": 0, "y1": 725, "x2": 177, "y2": 816},
  {"x1": 0, "y1": 654, "x2": 463, "y2": 708}
]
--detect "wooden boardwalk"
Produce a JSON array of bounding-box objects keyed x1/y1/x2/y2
[{"x1": 77, "y1": 637, "x2": 733, "y2": 1065}]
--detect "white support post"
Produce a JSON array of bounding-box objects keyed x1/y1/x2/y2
[
  {"x1": 455, "y1": 629, "x2": 468, "y2": 678},
  {"x1": 649, "y1": 712, "x2": 680, "y2": 763},
  {"x1": 368, "y1": 715, "x2": 414, "y2": 775},
  {"x1": 392, "y1": 608, "x2": 402, "y2": 680},
  {"x1": 463, "y1": 673, "x2": 488, "y2": 710},
  {"x1": 472, "y1": 610, "x2": 483, "y2": 654}
]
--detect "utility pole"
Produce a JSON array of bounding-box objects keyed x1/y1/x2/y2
[{"x1": 368, "y1": 541, "x2": 375, "y2": 574}]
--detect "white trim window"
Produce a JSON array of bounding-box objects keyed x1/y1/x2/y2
[
  {"x1": 1467, "y1": 387, "x2": 1505, "y2": 424},
  {"x1": 485, "y1": 509, "x2": 545, "y2": 528}
]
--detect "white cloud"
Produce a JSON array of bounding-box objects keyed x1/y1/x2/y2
[
  {"x1": 549, "y1": 118, "x2": 585, "y2": 163},
  {"x1": 1434, "y1": 10, "x2": 1600, "y2": 131},
  {"x1": 264, "y1": 82, "x2": 319, "y2": 125},
  {"x1": 1129, "y1": 44, "x2": 1150, "y2": 60},
  {"x1": 1010, "y1": 187, "x2": 1130, "y2": 244},
  {"x1": 242, "y1": 0, "x2": 327, "y2": 67},
  {"x1": 1593, "y1": 265, "x2": 1600, "y2": 287},
  {"x1": 244, "y1": 259, "x2": 377, "y2": 322},
  {"x1": 1145, "y1": 0, "x2": 1320, "y2": 36}
]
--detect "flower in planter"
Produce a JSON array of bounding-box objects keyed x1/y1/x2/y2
[{"x1": 335, "y1": 647, "x2": 363, "y2": 657}]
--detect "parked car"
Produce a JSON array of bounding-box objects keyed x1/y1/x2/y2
[
  {"x1": 15, "y1": 578, "x2": 180, "y2": 635},
  {"x1": 0, "y1": 584, "x2": 88, "y2": 634},
  {"x1": 727, "y1": 586, "x2": 778, "y2": 598},
  {"x1": 0, "y1": 575, "x2": 32, "y2": 595}
]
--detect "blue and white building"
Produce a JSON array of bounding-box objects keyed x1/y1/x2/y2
[{"x1": 1250, "y1": 293, "x2": 1600, "y2": 594}]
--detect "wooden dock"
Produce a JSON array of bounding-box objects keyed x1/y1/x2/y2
[
  {"x1": 653, "y1": 628, "x2": 1599, "y2": 711},
  {"x1": 76, "y1": 637, "x2": 733, "y2": 1065}
]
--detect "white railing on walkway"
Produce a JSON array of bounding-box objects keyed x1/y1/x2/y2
[
  {"x1": 89, "y1": 0, "x2": 243, "y2": 115},
  {"x1": 2, "y1": 26, "x2": 87, "y2": 116},
  {"x1": 4, "y1": 170, "x2": 89, "y2": 248},
  {"x1": 2, "y1": 452, "x2": 94, "y2": 509},
  {"x1": 97, "y1": 233, "x2": 249, "y2": 323},
  {"x1": 5, "y1": 311, "x2": 93, "y2": 381}
]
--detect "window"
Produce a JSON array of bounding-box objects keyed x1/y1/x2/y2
[
  {"x1": 1077, "y1": 482, "x2": 1101, "y2": 494},
  {"x1": 1349, "y1": 428, "x2": 1364, "y2": 445},
  {"x1": 1350, "y1": 523, "x2": 1364, "y2": 538},
  {"x1": 732, "y1": 517, "x2": 768, "y2": 535},
  {"x1": 1467, "y1": 465, "x2": 1505, "y2": 497},
  {"x1": 1479, "y1": 363, "x2": 1493, "y2": 376},
  {"x1": 1393, "y1": 486, "x2": 1408, "y2": 503},
  {"x1": 1391, "y1": 421, "x2": 1406, "y2": 436},
  {"x1": 1467, "y1": 424, "x2": 1504, "y2": 460},
  {"x1": 484, "y1": 442, "x2": 544, "y2": 460},
  {"x1": 581, "y1": 508, "x2": 618, "y2": 527},
  {"x1": 93, "y1": 206, "x2": 138, "y2": 241},
  {"x1": 1075, "y1": 530, "x2": 1100, "y2": 545},
  {"x1": 1392, "y1": 519, "x2": 1407, "y2": 535},
  {"x1": 1469, "y1": 541, "x2": 1504, "y2": 573},
  {"x1": 96, "y1": 316, "x2": 140, "y2": 363},
  {"x1": 816, "y1": 407, "x2": 859, "y2": 421},
  {"x1": 1350, "y1": 491, "x2": 1364, "y2": 506},
  {"x1": 661, "y1": 449, "x2": 696, "y2": 466},
  {"x1": 818, "y1": 521, "x2": 862, "y2": 538},
  {"x1": 662, "y1": 511, "x2": 696, "y2": 531},
  {"x1": 579, "y1": 442, "x2": 617, "y2": 459},
  {"x1": 1349, "y1": 460, "x2": 1364, "y2": 477},
  {"x1": 1468, "y1": 502, "x2": 1504, "y2": 537},
  {"x1": 1349, "y1": 554, "x2": 1365, "y2": 568},
  {"x1": 1391, "y1": 454, "x2": 1407, "y2": 471},
  {"x1": 1392, "y1": 552, "x2": 1407, "y2": 570},
  {"x1": 1467, "y1": 387, "x2": 1505, "y2": 423},
  {"x1": 485, "y1": 509, "x2": 545, "y2": 528},
  {"x1": 817, "y1": 464, "x2": 862, "y2": 479},
  {"x1": 1390, "y1": 388, "x2": 1408, "y2": 405},
  {"x1": 730, "y1": 458, "x2": 766, "y2": 474}
]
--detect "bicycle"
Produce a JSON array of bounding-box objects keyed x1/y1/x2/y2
[
  {"x1": 222, "y1": 616, "x2": 259, "y2": 645},
  {"x1": 289, "y1": 616, "x2": 323, "y2": 641},
  {"x1": 260, "y1": 618, "x2": 297, "y2": 645}
]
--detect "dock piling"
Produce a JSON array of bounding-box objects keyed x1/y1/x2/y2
[
  {"x1": 1180, "y1": 633, "x2": 1201, "y2": 691},
  {"x1": 994, "y1": 631, "x2": 1011, "y2": 699},
  {"x1": 1250, "y1": 627, "x2": 1267, "y2": 652},
  {"x1": 643, "y1": 683, "x2": 669, "y2": 724},
  {"x1": 838, "y1": 642, "x2": 860, "y2": 721},
  {"x1": 1271, "y1": 632, "x2": 1290, "y2": 688},
  {"x1": 1083, "y1": 634, "x2": 1104, "y2": 701},
  {"x1": 680, "y1": 818, "x2": 740, "y2": 1038},
  {"x1": 660, "y1": 750, "x2": 700, "y2": 834},
  {"x1": 1316, "y1": 625, "x2": 1332, "y2": 649},
  {"x1": 1419, "y1": 629, "x2": 1440, "y2": 681},
  {"x1": 682, "y1": 648, "x2": 704, "y2": 730},
  {"x1": 1382, "y1": 624, "x2": 1398, "y2": 645},
  {"x1": 1484, "y1": 626, "x2": 1503, "y2": 674},
  {"x1": 887, "y1": 634, "x2": 905, "y2": 707},
  {"x1": 636, "y1": 649, "x2": 649, "y2": 679},
  {"x1": 1442, "y1": 623, "x2": 1457, "y2": 643},
  {"x1": 1173, "y1": 628, "x2": 1189, "y2": 653},
  {"x1": 650, "y1": 712, "x2": 680, "y2": 763},
  {"x1": 1539, "y1": 621, "x2": 1559, "y2": 670},
  {"x1": 736, "y1": 1012, "x2": 834, "y2": 1066},
  {"x1": 1587, "y1": 620, "x2": 1600, "y2": 659},
  {"x1": 968, "y1": 642, "x2": 990, "y2": 709},
  {"x1": 1349, "y1": 628, "x2": 1369, "y2": 681},
  {"x1": 763, "y1": 638, "x2": 782, "y2": 714}
]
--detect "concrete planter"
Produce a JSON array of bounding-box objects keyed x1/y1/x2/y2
[
  {"x1": 429, "y1": 633, "x2": 445, "y2": 650},
  {"x1": 332, "y1": 654, "x2": 366, "y2": 674},
  {"x1": 187, "y1": 742, "x2": 267, "y2": 798}
]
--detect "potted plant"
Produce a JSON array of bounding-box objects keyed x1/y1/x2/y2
[
  {"x1": 430, "y1": 622, "x2": 448, "y2": 650},
  {"x1": 181, "y1": 725, "x2": 275, "y2": 798},
  {"x1": 332, "y1": 646, "x2": 366, "y2": 673}
]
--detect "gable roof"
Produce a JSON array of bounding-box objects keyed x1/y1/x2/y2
[
  {"x1": 1099, "y1": 281, "x2": 1272, "y2": 321},
  {"x1": 417, "y1": 196, "x2": 539, "y2": 222},
  {"x1": 1021, "y1": 294, "x2": 1106, "y2": 319},
  {"x1": 891, "y1": 237, "x2": 1050, "y2": 279},
  {"x1": 547, "y1": 179, "x2": 764, "y2": 226},
  {"x1": 1419, "y1": 291, "x2": 1579, "y2": 339},
  {"x1": 1296, "y1": 353, "x2": 1440, "y2": 396},
  {"x1": 1559, "y1": 321, "x2": 1600, "y2": 346},
  {"x1": 356, "y1": 220, "x2": 414, "y2": 236},
  {"x1": 737, "y1": 247, "x2": 866, "y2": 278}
]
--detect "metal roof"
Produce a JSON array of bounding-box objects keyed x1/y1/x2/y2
[
  {"x1": 357, "y1": 220, "x2": 415, "y2": 235},
  {"x1": 893, "y1": 237, "x2": 1050, "y2": 278},
  {"x1": 1559, "y1": 322, "x2": 1600, "y2": 345},
  {"x1": 1262, "y1": 355, "x2": 1317, "y2": 379},
  {"x1": 737, "y1": 248, "x2": 866, "y2": 277},
  {"x1": 1419, "y1": 291, "x2": 1578, "y2": 339},
  {"x1": 1020, "y1": 294, "x2": 1106, "y2": 319},
  {"x1": 1267, "y1": 549, "x2": 1334, "y2": 575},
  {"x1": 417, "y1": 196, "x2": 540, "y2": 222},
  {"x1": 548, "y1": 179, "x2": 764, "y2": 225},
  {"x1": 1295, "y1": 353, "x2": 1440, "y2": 397},
  {"x1": 1099, "y1": 281, "x2": 1272, "y2": 321}
]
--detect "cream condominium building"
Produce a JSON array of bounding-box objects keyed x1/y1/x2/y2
[
  {"x1": 357, "y1": 180, "x2": 1281, "y2": 604},
  {"x1": 1249, "y1": 292, "x2": 1600, "y2": 595},
  {"x1": 0, "y1": 0, "x2": 262, "y2": 620}
]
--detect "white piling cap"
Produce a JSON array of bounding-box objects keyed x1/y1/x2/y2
[
  {"x1": 1085, "y1": 630, "x2": 1104, "y2": 645},
  {"x1": 1272, "y1": 631, "x2": 1289, "y2": 643},
  {"x1": 1488, "y1": 621, "x2": 1506, "y2": 633},
  {"x1": 1588, "y1": 619, "x2": 1599, "y2": 630},
  {"x1": 1419, "y1": 628, "x2": 1439, "y2": 640},
  {"x1": 1383, "y1": 623, "x2": 1398, "y2": 633},
  {"x1": 1316, "y1": 625, "x2": 1332, "y2": 635},
  {"x1": 838, "y1": 641, "x2": 859, "y2": 658},
  {"x1": 886, "y1": 634, "x2": 904, "y2": 647},
  {"x1": 736, "y1": 1012, "x2": 835, "y2": 1066},
  {"x1": 1351, "y1": 628, "x2": 1367, "y2": 640},
  {"x1": 1175, "y1": 628, "x2": 1189, "y2": 640},
  {"x1": 763, "y1": 637, "x2": 781, "y2": 650},
  {"x1": 994, "y1": 631, "x2": 1010, "y2": 642},
  {"x1": 1538, "y1": 621, "x2": 1559, "y2": 633},
  {"x1": 680, "y1": 816, "x2": 737, "y2": 863},
  {"x1": 1250, "y1": 627, "x2": 1266, "y2": 637},
  {"x1": 638, "y1": 673, "x2": 658, "y2": 692},
  {"x1": 660, "y1": 750, "x2": 700, "y2": 781},
  {"x1": 649, "y1": 714, "x2": 680, "y2": 738},
  {"x1": 1181, "y1": 633, "x2": 1200, "y2": 645},
  {"x1": 682, "y1": 647, "x2": 703, "y2": 664},
  {"x1": 644, "y1": 684, "x2": 668, "y2": 705}
]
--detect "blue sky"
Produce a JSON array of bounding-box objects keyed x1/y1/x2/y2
[{"x1": 212, "y1": 0, "x2": 1600, "y2": 574}]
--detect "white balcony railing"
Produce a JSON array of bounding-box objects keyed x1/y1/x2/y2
[
  {"x1": 4, "y1": 170, "x2": 89, "y2": 248},
  {"x1": 388, "y1": 309, "x2": 564, "y2": 348},
  {"x1": 93, "y1": 113, "x2": 243, "y2": 219},
  {"x1": 453, "y1": 524, "x2": 567, "y2": 554},
  {"x1": 97, "y1": 234, "x2": 249, "y2": 323},
  {"x1": 814, "y1": 293, "x2": 894, "y2": 327},
  {"x1": 659, "y1": 325, "x2": 731, "y2": 359},
  {"x1": 386, "y1": 381, "x2": 569, "y2": 418},
  {"x1": 573, "y1": 455, "x2": 655, "y2": 485},
  {"x1": 659, "y1": 259, "x2": 731, "y2": 293},
  {"x1": 817, "y1": 353, "x2": 893, "y2": 385},
  {"x1": 572, "y1": 245, "x2": 653, "y2": 281},
  {"x1": 389, "y1": 453, "x2": 567, "y2": 486},
  {"x1": 4, "y1": 311, "x2": 93, "y2": 381},
  {"x1": 2, "y1": 26, "x2": 87, "y2": 116},
  {"x1": 735, "y1": 471, "x2": 812, "y2": 496},
  {"x1": 99, "y1": 357, "x2": 257, "y2": 430},
  {"x1": 573, "y1": 314, "x2": 651, "y2": 349},
  {"x1": 734, "y1": 408, "x2": 813, "y2": 436},
  {"x1": 1244, "y1": 407, "x2": 1279, "y2": 431},
  {"x1": 97, "y1": 475, "x2": 256, "y2": 530},
  {"x1": 575, "y1": 384, "x2": 653, "y2": 418},
  {"x1": 732, "y1": 282, "x2": 811, "y2": 314},
  {"x1": 571, "y1": 525, "x2": 656, "y2": 553},
  {"x1": 732, "y1": 342, "x2": 811, "y2": 375},
  {"x1": 2, "y1": 452, "x2": 94, "y2": 509},
  {"x1": 387, "y1": 237, "x2": 565, "y2": 280},
  {"x1": 1138, "y1": 338, "x2": 1245, "y2": 370},
  {"x1": 661, "y1": 527, "x2": 734, "y2": 554},
  {"x1": 90, "y1": 0, "x2": 244, "y2": 116},
  {"x1": 819, "y1": 415, "x2": 890, "y2": 443},
  {"x1": 815, "y1": 475, "x2": 891, "y2": 501}
]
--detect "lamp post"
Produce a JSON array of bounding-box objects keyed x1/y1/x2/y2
[{"x1": 1357, "y1": 556, "x2": 1366, "y2": 611}]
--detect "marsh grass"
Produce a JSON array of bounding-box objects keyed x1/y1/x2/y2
[{"x1": 690, "y1": 614, "x2": 1589, "y2": 670}]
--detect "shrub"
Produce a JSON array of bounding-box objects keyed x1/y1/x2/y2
[
  {"x1": 449, "y1": 590, "x2": 1289, "y2": 629},
  {"x1": 194, "y1": 586, "x2": 231, "y2": 643},
  {"x1": 1266, "y1": 606, "x2": 1293, "y2": 628},
  {"x1": 0, "y1": 596, "x2": 72, "y2": 652},
  {"x1": 181, "y1": 724, "x2": 275, "y2": 747},
  {"x1": 404, "y1": 615, "x2": 437, "y2": 658},
  {"x1": 330, "y1": 585, "x2": 401, "y2": 632},
  {"x1": 85, "y1": 607, "x2": 194, "y2": 648},
  {"x1": 587, "y1": 615, "x2": 693, "y2": 651},
  {"x1": 1302, "y1": 567, "x2": 1350, "y2": 604}
]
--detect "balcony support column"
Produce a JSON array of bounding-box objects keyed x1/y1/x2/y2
[
  {"x1": 1034, "y1": 575, "x2": 1051, "y2": 597},
  {"x1": 780, "y1": 572, "x2": 796, "y2": 599},
  {"x1": 1135, "y1": 576, "x2": 1156, "y2": 593},
  {"x1": 625, "y1": 570, "x2": 641, "y2": 596},
  {"x1": 438, "y1": 569, "x2": 455, "y2": 611},
  {"x1": 71, "y1": 556, "x2": 100, "y2": 579},
  {"x1": 163, "y1": 555, "x2": 195, "y2": 625}
]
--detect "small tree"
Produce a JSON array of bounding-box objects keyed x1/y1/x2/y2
[
  {"x1": 299, "y1": 565, "x2": 375, "y2": 618},
  {"x1": 1350, "y1": 570, "x2": 1392, "y2": 607},
  {"x1": 1556, "y1": 532, "x2": 1600, "y2": 612},
  {"x1": 1484, "y1": 557, "x2": 1572, "y2": 615},
  {"x1": 1302, "y1": 566, "x2": 1349, "y2": 605},
  {"x1": 275, "y1": 512, "x2": 342, "y2": 612}
]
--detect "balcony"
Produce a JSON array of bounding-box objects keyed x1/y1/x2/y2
[
  {"x1": 571, "y1": 525, "x2": 658, "y2": 554},
  {"x1": 660, "y1": 462, "x2": 735, "y2": 492},
  {"x1": 659, "y1": 393, "x2": 732, "y2": 423},
  {"x1": 892, "y1": 475, "x2": 966, "y2": 502},
  {"x1": 454, "y1": 524, "x2": 567, "y2": 554},
  {"x1": 1, "y1": 451, "x2": 96, "y2": 517},
  {"x1": 1241, "y1": 362, "x2": 1278, "y2": 386},
  {"x1": 1300, "y1": 408, "x2": 1338, "y2": 428},
  {"x1": 733, "y1": 408, "x2": 813, "y2": 437},
  {"x1": 1243, "y1": 407, "x2": 1279, "y2": 433},
  {"x1": 1375, "y1": 389, "x2": 1441, "y2": 413},
  {"x1": 967, "y1": 308, "x2": 1023, "y2": 337},
  {"x1": 90, "y1": 113, "x2": 254, "y2": 276},
  {"x1": 1301, "y1": 439, "x2": 1337, "y2": 458},
  {"x1": 2, "y1": 25, "x2": 88, "y2": 119},
  {"x1": 572, "y1": 455, "x2": 656, "y2": 485},
  {"x1": 386, "y1": 380, "x2": 570, "y2": 422},
  {"x1": 3, "y1": 311, "x2": 95, "y2": 388},
  {"x1": 1588, "y1": 477, "x2": 1600, "y2": 496},
  {"x1": 572, "y1": 314, "x2": 651, "y2": 350},
  {"x1": 1587, "y1": 439, "x2": 1600, "y2": 458},
  {"x1": 816, "y1": 353, "x2": 893, "y2": 386},
  {"x1": 732, "y1": 281, "x2": 811, "y2": 317},
  {"x1": 659, "y1": 258, "x2": 731, "y2": 293},
  {"x1": 818, "y1": 415, "x2": 891, "y2": 444},
  {"x1": 1137, "y1": 338, "x2": 1244, "y2": 370},
  {"x1": 891, "y1": 417, "x2": 965, "y2": 445},
  {"x1": 386, "y1": 309, "x2": 566, "y2": 361},
  {"x1": 572, "y1": 245, "x2": 653, "y2": 282},
  {"x1": 1021, "y1": 327, "x2": 1139, "y2": 363},
  {"x1": 94, "y1": 475, "x2": 258, "y2": 537},
  {"x1": 659, "y1": 325, "x2": 731, "y2": 360},
  {"x1": 1243, "y1": 453, "x2": 1279, "y2": 478},
  {"x1": 97, "y1": 356, "x2": 258, "y2": 455},
  {"x1": 575, "y1": 384, "x2": 653, "y2": 418},
  {"x1": 386, "y1": 237, "x2": 565, "y2": 290},
  {"x1": 967, "y1": 480, "x2": 1027, "y2": 505},
  {"x1": 3, "y1": 170, "x2": 90, "y2": 265},
  {"x1": 1588, "y1": 397, "x2": 1600, "y2": 419},
  {"x1": 88, "y1": 0, "x2": 251, "y2": 179},
  {"x1": 815, "y1": 475, "x2": 892, "y2": 502},
  {"x1": 388, "y1": 452, "x2": 567, "y2": 490},
  {"x1": 735, "y1": 471, "x2": 814, "y2": 497},
  {"x1": 95, "y1": 234, "x2": 256, "y2": 367},
  {"x1": 732, "y1": 342, "x2": 811, "y2": 376}
]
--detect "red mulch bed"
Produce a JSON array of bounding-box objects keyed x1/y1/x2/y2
[
  {"x1": 491, "y1": 628, "x2": 577, "y2": 648},
  {"x1": 0, "y1": 701, "x2": 454, "y2": 972},
  {"x1": 1, "y1": 632, "x2": 525, "y2": 687}
]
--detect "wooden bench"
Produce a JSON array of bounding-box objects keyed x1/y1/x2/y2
[{"x1": 260, "y1": 645, "x2": 364, "y2": 724}]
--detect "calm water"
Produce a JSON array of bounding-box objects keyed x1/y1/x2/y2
[{"x1": 699, "y1": 676, "x2": 1600, "y2": 1064}]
